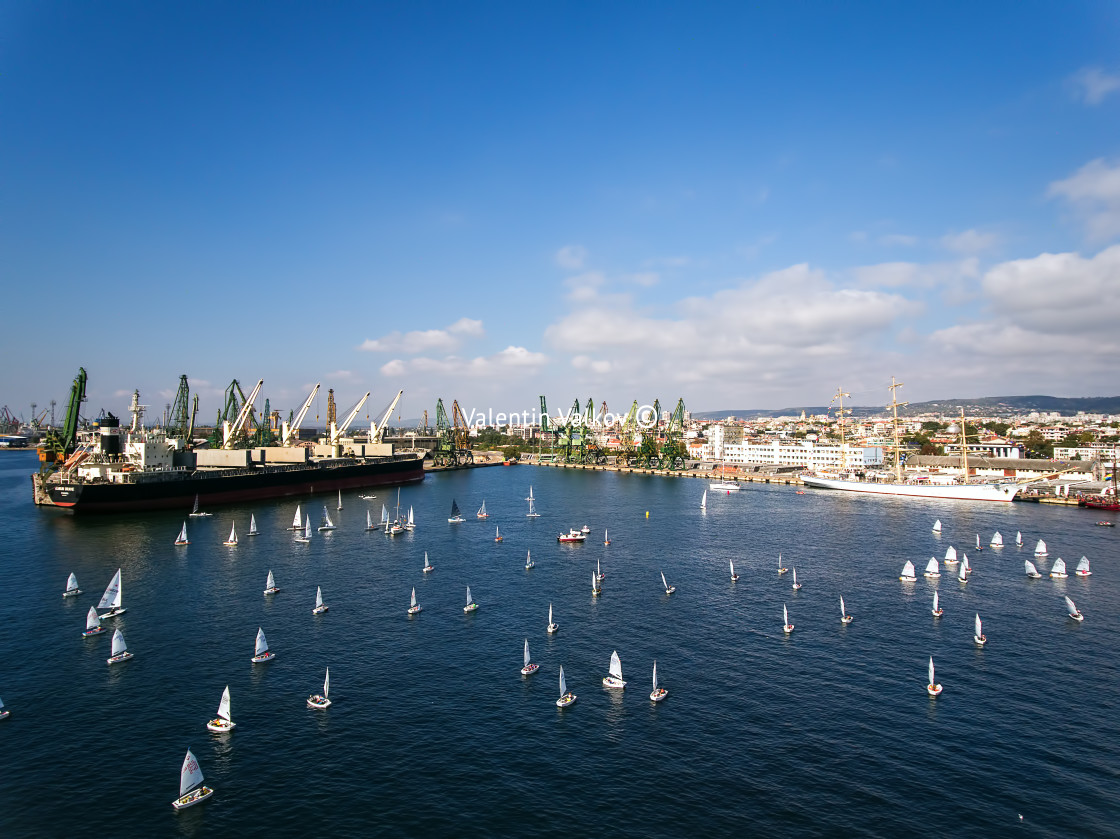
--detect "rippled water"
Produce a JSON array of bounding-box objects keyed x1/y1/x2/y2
[{"x1": 2, "y1": 452, "x2": 1118, "y2": 837}]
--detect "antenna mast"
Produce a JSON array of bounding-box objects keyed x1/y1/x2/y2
[{"x1": 887, "y1": 377, "x2": 908, "y2": 483}]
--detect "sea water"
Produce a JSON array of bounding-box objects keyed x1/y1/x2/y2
[{"x1": 2, "y1": 452, "x2": 1118, "y2": 837}]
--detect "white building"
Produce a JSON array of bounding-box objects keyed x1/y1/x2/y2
[{"x1": 700, "y1": 425, "x2": 882, "y2": 470}]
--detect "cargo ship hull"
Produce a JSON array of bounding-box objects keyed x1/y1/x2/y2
[{"x1": 36, "y1": 455, "x2": 424, "y2": 514}]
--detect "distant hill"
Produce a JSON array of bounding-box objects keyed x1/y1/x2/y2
[{"x1": 694, "y1": 395, "x2": 1120, "y2": 420}]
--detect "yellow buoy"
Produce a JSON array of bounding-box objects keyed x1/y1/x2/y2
[{"x1": 645, "y1": 511, "x2": 650, "y2": 519}]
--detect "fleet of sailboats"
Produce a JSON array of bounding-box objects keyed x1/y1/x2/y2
[
  {"x1": 171, "y1": 749, "x2": 213, "y2": 810},
  {"x1": 206, "y1": 686, "x2": 235, "y2": 733}
]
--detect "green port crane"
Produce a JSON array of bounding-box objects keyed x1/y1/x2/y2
[
  {"x1": 616, "y1": 401, "x2": 640, "y2": 466},
  {"x1": 40, "y1": 367, "x2": 87, "y2": 470},
  {"x1": 659, "y1": 398, "x2": 688, "y2": 470},
  {"x1": 581, "y1": 397, "x2": 608, "y2": 464},
  {"x1": 432, "y1": 399, "x2": 474, "y2": 467}
]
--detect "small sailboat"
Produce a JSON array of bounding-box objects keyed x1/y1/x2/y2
[
  {"x1": 408, "y1": 587, "x2": 422, "y2": 615},
  {"x1": 106, "y1": 628, "x2": 133, "y2": 665},
  {"x1": 932, "y1": 519, "x2": 942, "y2": 534},
  {"x1": 700, "y1": 489, "x2": 707, "y2": 510},
  {"x1": 547, "y1": 602, "x2": 558, "y2": 634},
  {"x1": 525, "y1": 550, "x2": 534, "y2": 570},
  {"x1": 974, "y1": 613, "x2": 986, "y2": 646},
  {"x1": 380, "y1": 505, "x2": 390, "y2": 529},
  {"x1": 189, "y1": 494, "x2": 212, "y2": 517},
  {"x1": 596, "y1": 558, "x2": 605, "y2": 581},
  {"x1": 82, "y1": 606, "x2": 106, "y2": 637},
  {"x1": 604, "y1": 529, "x2": 610, "y2": 545},
  {"x1": 1075, "y1": 556, "x2": 1092, "y2": 577},
  {"x1": 602, "y1": 650, "x2": 626, "y2": 689},
  {"x1": 924, "y1": 557, "x2": 941, "y2": 578},
  {"x1": 0, "y1": 696, "x2": 8, "y2": 721},
  {"x1": 170, "y1": 749, "x2": 213, "y2": 810},
  {"x1": 974, "y1": 534, "x2": 983, "y2": 552},
  {"x1": 312, "y1": 586, "x2": 329, "y2": 615},
  {"x1": 477, "y1": 500, "x2": 489, "y2": 519},
  {"x1": 777, "y1": 553, "x2": 788, "y2": 575},
  {"x1": 957, "y1": 561, "x2": 968, "y2": 584},
  {"x1": 174, "y1": 522, "x2": 189, "y2": 546},
  {"x1": 899, "y1": 561, "x2": 917, "y2": 581},
  {"x1": 1016, "y1": 531, "x2": 1023, "y2": 547},
  {"x1": 782, "y1": 603, "x2": 794, "y2": 634},
  {"x1": 836, "y1": 595, "x2": 851, "y2": 624},
  {"x1": 526, "y1": 486, "x2": 540, "y2": 518},
  {"x1": 791, "y1": 567, "x2": 802, "y2": 590},
  {"x1": 448, "y1": 500, "x2": 465, "y2": 523},
  {"x1": 944, "y1": 546, "x2": 958, "y2": 565},
  {"x1": 1065, "y1": 595, "x2": 1084, "y2": 622},
  {"x1": 961, "y1": 554, "x2": 971, "y2": 575},
  {"x1": 649, "y1": 660, "x2": 667, "y2": 702},
  {"x1": 366, "y1": 510, "x2": 376, "y2": 531},
  {"x1": 206, "y1": 686, "x2": 235, "y2": 733},
  {"x1": 337, "y1": 489, "x2": 343, "y2": 511},
  {"x1": 556, "y1": 666, "x2": 576, "y2": 707},
  {"x1": 591, "y1": 570, "x2": 602, "y2": 596},
  {"x1": 1050, "y1": 558, "x2": 1067, "y2": 579},
  {"x1": 660, "y1": 570, "x2": 675, "y2": 595},
  {"x1": 990, "y1": 531, "x2": 1003, "y2": 548},
  {"x1": 263, "y1": 570, "x2": 280, "y2": 595},
  {"x1": 63, "y1": 572, "x2": 81, "y2": 598},
  {"x1": 463, "y1": 585, "x2": 478, "y2": 613},
  {"x1": 247, "y1": 514, "x2": 258, "y2": 536},
  {"x1": 927, "y1": 657, "x2": 942, "y2": 696},
  {"x1": 730, "y1": 559, "x2": 739, "y2": 582},
  {"x1": 317, "y1": 506, "x2": 336, "y2": 532},
  {"x1": 1034, "y1": 539, "x2": 1048, "y2": 558},
  {"x1": 295, "y1": 515, "x2": 312, "y2": 543},
  {"x1": 406, "y1": 506, "x2": 416, "y2": 531},
  {"x1": 422, "y1": 552, "x2": 433, "y2": 574},
  {"x1": 223, "y1": 522, "x2": 238, "y2": 546},
  {"x1": 1024, "y1": 559, "x2": 1042, "y2": 578},
  {"x1": 250, "y1": 627, "x2": 274, "y2": 663},
  {"x1": 495, "y1": 526, "x2": 503, "y2": 543},
  {"x1": 932, "y1": 590, "x2": 943, "y2": 617},
  {"x1": 521, "y1": 639, "x2": 539, "y2": 675},
  {"x1": 307, "y1": 668, "x2": 331, "y2": 709},
  {"x1": 98, "y1": 568, "x2": 125, "y2": 619},
  {"x1": 291, "y1": 504, "x2": 303, "y2": 529}
]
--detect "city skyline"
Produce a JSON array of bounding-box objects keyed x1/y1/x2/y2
[{"x1": 4, "y1": 3, "x2": 1120, "y2": 420}]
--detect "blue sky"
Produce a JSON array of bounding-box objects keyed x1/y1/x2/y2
[{"x1": 3, "y1": 2, "x2": 1120, "y2": 425}]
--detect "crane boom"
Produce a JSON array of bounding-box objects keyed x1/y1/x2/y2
[
  {"x1": 282, "y1": 383, "x2": 320, "y2": 446},
  {"x1": 371, "y1": 390, "x2": 404, "y2": 443},
  {"x1": 331, "y1": 392, "x2": 370, "y2": 444},
  {"x1": 222, "y1": 379, "x2": 263, "y2": 449}
]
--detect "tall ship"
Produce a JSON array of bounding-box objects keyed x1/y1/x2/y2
[
  {"x1": 799, "y1": 378, "x2": 1022, "y2": 503},
  {"x1": 32, "y1": 369, "x2": 423, "y2": 514}
]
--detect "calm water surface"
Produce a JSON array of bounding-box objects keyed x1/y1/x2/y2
[{"x1": 2, "y1": 452, "x2": 1118, "y2": 837}]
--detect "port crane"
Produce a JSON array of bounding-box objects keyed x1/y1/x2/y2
[
  {"x1": 328, "y1": 391, "x2": 370, "y2": 446},
  {"x1": 221, "y1": 379, "x2": 263, "y2": 449},
  {"x1": 40, "y1": 367, "x2": 87, "y2": 469},
  {"x1": 168, "y1": 375, "x2": 199, "y2": 444},
  {"x1": 369, "y1": 390, "x2": 404, "y2": 444},
  {"x1": 282, "y1": 383, "x2": 320, "y2": 446},
  {"x1": 432, "y1": 398, "x2": 473, "y2": 467}
]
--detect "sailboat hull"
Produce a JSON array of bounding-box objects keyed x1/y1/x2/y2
[
  {"x1": 927, "y1": 684, "x2": 942, "y2": 696},
  {"x1": 100, "y1": 608, "x2": 126, "y2": 619},
  {"x1": 82, "y1": 626, "x2": 107, "y2": 637},
  {"x1": 263, "y1": 587, "x2": 280, "y2": 595},
  {"x1": 602, "y1": 677, "x2": 626, "y2": 689},
  {"x1": 408, "y1": 605, "x2": 422, "y2": 615},
  {"x1": 106, "y1": 652, "x2": 133, "y2": 665},
  {"x1": 464, "y1": 603, "x2": 479, "y2": 613},
  {"x1": 650, "y1": 688, "x2": 668, "y2": 702},
  {"x1": 547, "y1": 624, "x2": 558, "y2": 634},
  {"x1": 307, "y1": 695, "x2": 331, "y2": 710},
  {"x1": 251, "y1": 652, "x2": 275, "y2": 663},
  {"x1": 172, "y1": 786, "x2": 214, "y2": 810},
  {"x1": 556, "y1": 693, "x2": 576, "y2": 708},
  {"x1": 800, "y1": 474, "x2": 1021, "y2": 502},
  {"x1": 521, "y1": 663, "x2": 539, "y2": 675},
  {"x1": 312, "y1": 605, "x2": 329, "y2": 615},
  {"x1": 206, "y1": 719, "x2": 236, "y2": 733},
  {"x1": 63, "y1": 589, "x2": 82, "y2": 598},
  {"x1": 841, "y1": 615, "x2": 853, "y2": 624}
]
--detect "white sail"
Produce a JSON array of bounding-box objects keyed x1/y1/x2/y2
[
  {"x1": 793, "y1": 568, "x2": 798, "y2": 586},
  {"x1": 591, "y1": 571, "x2": 598, "y2": 590},
  {"x1": 523, "y1": 639, "x2": 531, "y2": 668},
  {"x1": 315, "y1": 586, "x2": 324, "y2": 609},
  {"x1": 180, "y1": 749, "x2": 205, "y2": 798},
  {"x1": 66, "y1": 573, "x2": 79, "y2": 593},
  {"x1": 381, "y1": 505, "x2": 389, "y2": 525},
  {"x1": 701, "y1": 489, "x2": 707, "y2": 509},
  {"x1": 249, "y1": 514, "x2": 258, "y2": 535},
  {"x1": 958, "y1": 562, "x2": 967, "y2": 582},
  {"x1": 1051, "y1": 558, "x2": 1066, "y2": 575},
  {"x1": 783, "y1": 604, "x2": 789, "y2": 625},
  {"x1": 266, "y1": 570, "x2": 276, "y2": 590},
  {"x1": 338, "y1": 490, "x2": 342, "y2": 510},
  {"x1": 111, "y1": 628, "x2": 127, "y2": 657},
  {"x1": 323, "y1": 668, "x2": 330, "y2": 700},
  {"x1": 254, "y1": 628, "x2": 269, "y2": 657},
  {"x1": 840, "y1": 595, "x2": 846, "y2": 616},
  {"x1": 900, "y1": 560, "x2": 916, "y2": 579},
  {"x1": 1034, "y1": 539, "x2": 1048, "y2": 557},
  {"x1": 928, "y1": 657, "x2": 935, "y2": 686},
  {"x1": 1076, "y1": 556, "x2": 1091, "y2": 574},
  {"x1": 217, "y1": 686, "x2": 231, "y2": 722},
  {"x1": 661, "y1": 571, "x2": 669, "y2": 591},
  {"x1": 367, "y1": 510, "x2": 373, "y2": 529},
  {"x1": 925, "y1": 557, "x2": 939, "y2": 575},
  {"x1": 410, "y1": 587, "x2": 417, "y2": 608},
  {"x1": 652, "y1": 660, "x2": 659, "y2": 692},
  {"x1": 548, "y1": 603, "x2": 553, "y2": 625},
  {"x1": 1025, "y1": 559, "x2": 1039, "y2": 576},
  {"x1": 933, "y1": 591, "x2": 940, "y2": 612},
  {"x1": 932, "y1": 519, "x2": 941, "y2": 533},
  {"x1": 408, "y1": 506, "x2": 415, "y2": 527},
  {"x1": 1064, "y1": 595, "x2": 1078, "y2": 614},
  {"x1": 423, "y1": 552, "x2": 431, "y2": 570},
  {"x1": 962, "y1": 554, "x2": 971, "y2": 573},
  {"x1": 85, "y1": 606, "x2": 100, "y2": 631},
  {"x1": 990, "y1": 531, "x2": 1003, "y2": 547},
  {"x1": 293, "y1": 504, "x2": 302, "y2": 528},
  {"x1": 478, "y1": 501, "x2": 487, "y2": 516},
  {"x1": 304, "y1": 516, "x2": 312, "y2": 539},
  {"x1": 609, "y1": 650, "x2": 623, "y2": 680},
  {"x1": 322, "y1": 507, "x2": 334, "y2": 528},
  {"x1": 730, "y1": 559, "x2": 736, "y2": 577},
  {"x1": 559, "y1": 666, "x2": 567, "y2": 696},
  {"x1": 465, "y1": 586, "x2": 473, "y2": 606},
  {"x1": 98, "y1": 569, "x2": 122, "y2": 610},
  {"x1": 226, "y1": 523, "x2": 237, "y2": 543},
  {"x1": 176, "y1": 522, "x2": 188, "y2": 543},
  {"x1": 974, "y1": 613, "x2": 983, "y2": 638},
  {"x1": 192, "y1": 494, "x2": 200, "y2": 514},
  {"x1": 944, "y1": 546, "x2": 957, "y2": 562},
  {"x1": 1016, "y1": 531, "x2": 1023, "y2": 546},
  {"x1": 975, "y1": 534, "x2": 981, "y2": 549}
]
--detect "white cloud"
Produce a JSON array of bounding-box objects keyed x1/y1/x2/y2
[
  {"x1": 555, "y1": 245, "x2": 588, "y2": 270},
  {"x1": 1048, "y1": 158, "x2": 1120, "y2": 241},
  {"x1": 878, "y1": 233, "x2": 918, "y2": 247},
  {"x1": 851, "y1": 259, "x2": 979, "y2": 291},
  {"x1": 359, "y1": 318, "x2": 486, "y2": 354},
  {"x1": 572, "y1": 355, "x2": 612, "y2": 374},
  {"x1": 1071, "y1": 66, "x2": 1120, "y2": 105},
  {"x1": 381, "y1": 346, "x2": 548, "y2": 380},
  {"x1": 325, "y1": 369, "x2": 356, "y2": 382},
  {"x1": 941, "y1": 229, "x2": 999, "y2": 254}
]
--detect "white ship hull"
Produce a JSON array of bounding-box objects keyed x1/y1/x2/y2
[{"x1": 800, "y1": 474, "x2": 1020, "y2": 503}]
